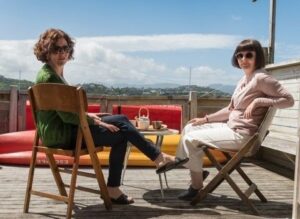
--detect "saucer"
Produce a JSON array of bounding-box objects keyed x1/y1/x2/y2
[{"x1": 137, "y1": 124, "x2": 168, "y2": 131}]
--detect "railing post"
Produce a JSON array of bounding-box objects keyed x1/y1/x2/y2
[
  {"x1": 181, "y1": 103, "x2": 189, "y2": 131},
  {"x1": 99, "y1": 97, "x2": 108, "y2": 113},
  {"x1": 189, "y1": 91, "x2": 198, "y2": 120},
  {"x1": 17, "y1": 92, "x2": 28, "y2": 131},
  {"x1": 107, "y1": 98, "x2": 113, "y2": 114},
  {"x1": 9, "y1": 85, "x2": 18, "y2": 132}
]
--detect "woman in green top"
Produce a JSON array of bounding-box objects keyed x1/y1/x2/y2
[{"x1": 33, "y1": 28, "x2": 188, "y2": 205}]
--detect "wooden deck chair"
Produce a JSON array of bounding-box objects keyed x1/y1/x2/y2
[
  {"x1": 23, "y1": 83, "x2": 112, "y2": 219},
  {"x1": 191, "y1": 107, "x2": 276, "y2": 215},
  {"x1": 293, "y1": 129, "x2": 300, "y2": 219}
]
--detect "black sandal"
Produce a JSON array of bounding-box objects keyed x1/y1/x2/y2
[
  {"x1": 110, "y1": 194, "x2": 134, "y2": 205},
  {"x1": 156, "y1": 157, "x2": 189, "y2": 174}
]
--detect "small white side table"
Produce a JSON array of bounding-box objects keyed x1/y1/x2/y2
[{"x1": 121, "y1": 128, "x2": 179, "y2": 200}]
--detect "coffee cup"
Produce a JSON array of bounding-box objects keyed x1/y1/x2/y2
[{"x1": 152, "y1": 120, "x2": 162, "y2": 129}]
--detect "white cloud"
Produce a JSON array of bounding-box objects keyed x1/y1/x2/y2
[
  {"x1": 0, "y1": 33, "x2": 242, "y2": 86},
  {"x1": 80, "y1": 34, "x2": 240, "y2": 52},
  {"x1": 0, "y1": 40, "x2": 39, "y2": 81},
  {"x1": 68, "y1": 44, "x2": 167, "y2": 85}
]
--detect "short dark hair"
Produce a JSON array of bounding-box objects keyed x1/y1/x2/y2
[
  {"x1": 34, "y1": 28, "x2": 75, "y2": 63},
  {"x1": 231, "y1": 39, "x2": 265, "y2": 70}
]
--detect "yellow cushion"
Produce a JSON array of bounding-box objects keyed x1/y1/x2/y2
[{"x1": 99, "y1": 134, "x2": 226, "y2": 167}]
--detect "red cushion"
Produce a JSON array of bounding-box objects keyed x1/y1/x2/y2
[
  {"x1": 26, "y1": 101, "x2": 35, "y2": 130},
  {"x1": 26, "y1": 102, "x2": 181, "y2": 131},
  {"x1": 87, "y1": 104, "x2": 101, "y2": 113}
]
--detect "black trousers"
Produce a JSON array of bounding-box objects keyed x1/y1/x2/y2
[{"x1": 87, "y1": 114, "x2": 161, "y2": 187}]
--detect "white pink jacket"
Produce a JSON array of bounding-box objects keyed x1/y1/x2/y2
[{"x1": 206, "y1": 69, "x2": 294, "y2": 135}]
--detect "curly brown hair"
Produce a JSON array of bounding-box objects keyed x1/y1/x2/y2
[
  {"x1": 231, "y1": 39, "x2": 266, "y2": 70},
  {"x1": 34, "y1": 28, "x2": 75, "y2": 63}
]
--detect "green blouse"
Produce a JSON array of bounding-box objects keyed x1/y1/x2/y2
[{"x1": 35, "y1": 64, "x2": 94, "y2": 148}]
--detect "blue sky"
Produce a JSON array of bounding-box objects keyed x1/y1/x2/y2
[{"x1": 0, "y1": 0, "x2": 299, "y2": 87}]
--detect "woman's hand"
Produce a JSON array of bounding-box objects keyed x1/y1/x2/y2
[
  {"x1": 99, "y1": 122, "x2": 120, "y2": 132},
  {"x1": 88, "y1": 113, "x2": 119, "y2": 132},
  {"x1": 87, "y1": 113, "x2": 100, "y2": 120},
  {"x1": 188, "y1": 117, "x2": 206, "y2": 126},
  {"x1": 244, "y1": 100, "x2": 257, "y2": 119},
  {"x1": 88, "y1": 112, "x2": 111, "y2": 119}
]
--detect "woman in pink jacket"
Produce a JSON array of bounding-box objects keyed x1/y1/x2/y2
[{"x1": 174, "y1": 39, "x2": 294, "y2": 200}]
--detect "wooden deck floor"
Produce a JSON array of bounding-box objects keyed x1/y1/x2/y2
[{"x1": 0, "y1": 160, "x2": 294, "y2": 219}]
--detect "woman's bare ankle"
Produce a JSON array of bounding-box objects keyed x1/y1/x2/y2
[
  {"x1": 190, "y1": 171, "x2": 203, "y2": 190},
  {"x1": 154, "y1": 153, "x2": 175, "y2": 167},
  {"x1": 107, "y1": 186, "x2": 123, "y2": 199},
  {"x1": 154, "y1": 153, "x2": 163, "y2": 167}
]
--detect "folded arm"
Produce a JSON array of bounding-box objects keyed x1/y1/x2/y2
[{"x1": 255, "y1": 75, "x2": 294, "y2": 108}]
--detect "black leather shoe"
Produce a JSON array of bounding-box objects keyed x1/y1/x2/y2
[
  {"x1": 178, "y1": 170, "x2": 210, "y2": 201},
  {"x1": 178, "y1": 185, "x2": 199, "y2": 201},
  {"x1": 203, "y1": 170, "x2": 209, "y2": 180}
]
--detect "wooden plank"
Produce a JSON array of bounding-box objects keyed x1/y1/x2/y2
[
  {"x1": 0, "y1": 110, "x2": 9, "y2": 134},
  {"x1": 189, "y1": 91, "x2": 197, "y2": 119},
  {"x1": 9, "y1": 86, "x2": 18, "y2": 132},
  {"x1": 17, "y1": 93, "x2": 28, "y2": 131},
  {"x1": 269, "y1": 125, "x2": 298, "y2": 135},
  {"x1": 0, "y1": 162, "x2": 294, "y2": 218},
  {"x1": 0, "y1": 90, "x2": 10, "y2": 101},
  {"x1": 275, "y1": 109, "x2": 298, "y2": 119},
  {"x1": 272, "y1": 117, "x2": 298, "y2": 128},
  {"x1": 0, "y1": 101, "x2": 9, "y2": 110},
  {"x1": 267, "y1": 64, "x2": 300, "y2": 80},
  {"x1": 181, "y1": 102, "x2": 189, "y2": 128},
  {"x1": 267, "y1": 131, "x2": 298, "y2": 143},
  {"x1": 0, "y1": 101, "x2": 10, "y2": 133},
  {"x1": 266, "y1": 59, "x2": 300, "y2": 70},
  {"x1": 197, "y1": 98, "x2": 230, "y2": 107},
  {"x1": 281, "y1": 82, "x2": 300, "y2": 91},
  {"x1": 262, "y1": 135, "x2": 297, "y2": 155}
]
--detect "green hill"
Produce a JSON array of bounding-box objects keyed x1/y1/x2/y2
[
  {"x1": 0, "y1": 75, "x2": 34, "y2": 90},
  {"x1": 0, "y1": 75, "x2": 230, "y2": 97}
]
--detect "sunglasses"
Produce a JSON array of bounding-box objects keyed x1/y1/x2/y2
[
  {"x1": 51, "y1": 45, "x2": 70, "y2": 54},
  {"x1": 235, "y1": 51, "x2": 255, "y2": 60}
]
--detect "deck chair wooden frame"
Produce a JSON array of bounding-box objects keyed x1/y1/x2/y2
[
  {"x1": 191, "y1": 107, "x2": 276, "y2": 215},
  {"x1": 23, "y1": 83, "x2": 112, "y2": 219},
  {"x1": 293, "y1": 128, "x2": 300, "y2": 218}
]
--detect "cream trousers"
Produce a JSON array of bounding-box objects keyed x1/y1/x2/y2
[{"x1": 176, "y1": 122, "x2": 251, "y2": 173}]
